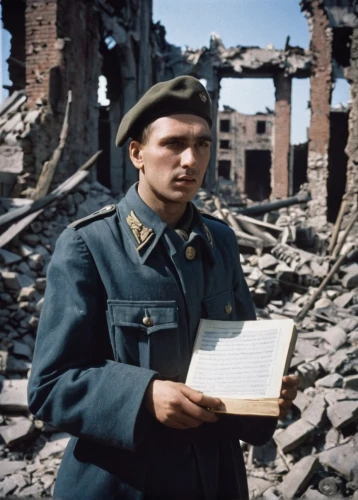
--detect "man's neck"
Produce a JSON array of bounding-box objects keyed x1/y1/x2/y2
[{"x1": 137, "y1": 185, "x2": 187, "y2": 229}]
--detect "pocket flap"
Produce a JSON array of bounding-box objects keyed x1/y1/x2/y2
[
  {"x1": 203, "y1": 289, "x2": 233, "y2": 318},
  {"x1": 107, "y1": 300, "x2": 178, "y2": 334}
]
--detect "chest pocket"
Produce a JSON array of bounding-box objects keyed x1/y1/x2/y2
[
  {"x1": 203, "y1": 288, "x2": 234, "y2": 320},
  {"x1": 107, "y1": 300, "x2": 180, "y2": 379}
]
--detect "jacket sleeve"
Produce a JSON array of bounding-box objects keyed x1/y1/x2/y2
[{"x1": 28, "y1": 228, "x2": 158, "y2": 452}]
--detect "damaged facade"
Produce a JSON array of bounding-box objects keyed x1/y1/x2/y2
[
  {"x1": 301, "y1": 0, "x2": 358, "y2": 226},
  {"x1": 217, "y1": 106, "x2": 274, "y2": 201},
  {"x1": 0, "y1": 0, "x2": 357, "y2": 224}
]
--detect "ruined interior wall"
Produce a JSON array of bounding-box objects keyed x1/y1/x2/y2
[
  {"x1": 272, "y1": 74, "x2": 292, "y2": 199},
  {"x1": 344, "y1": 27, "x2": 358, "y2": 215},
  {"x1": 20, "y1": 0, "x2": 101, "y2": 193},
  {"x1": 25, "y1": 0, "x2": 59, "y2": 109},
  {"x1": 56, "y1": 0, "x2": 101, "y2": 178},
  {"x1": 305, "y1": 0, "x2": 332, "y2": 226},
  {"x1": 19, "y1": 0, "x2": 62, "y2": 194},
  {"x1": 101, "y1": 0, "x2": 156, "y2": 194}
]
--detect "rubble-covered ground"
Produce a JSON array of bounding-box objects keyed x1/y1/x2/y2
[{"x1": 0, "y1": 180, "x2": 358, "y2": 499}]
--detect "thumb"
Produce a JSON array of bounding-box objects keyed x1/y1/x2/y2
[{"x1": 182, "y1": 385, "x2": 221, "y2": 408}]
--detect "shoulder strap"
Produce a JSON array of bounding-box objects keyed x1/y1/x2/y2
[{"x1": 68, "y1": 204, "x2": 116, "y2": 229}]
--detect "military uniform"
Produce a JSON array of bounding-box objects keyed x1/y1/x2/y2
[{"x1": 28, "y1": 184, "x2": 277, "y2": 499}]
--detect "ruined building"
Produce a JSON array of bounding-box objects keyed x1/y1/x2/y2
[
  {"x1": 217, "y1": 106, "x2": 274, "y2": 201},
  {"x1": 0, "y1": 0, "x2": 357, "y2": 226}
]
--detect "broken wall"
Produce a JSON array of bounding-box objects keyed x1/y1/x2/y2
[
  {"x1": 303, "y1": 0, "x2": 333, "y2": 228},
  {"x1": 24, "y1": 0, "x2": 101, "y2": 192},
  {"x1": 345, "y1": 27, "x2": 358, "y2": 217},
  {"x1": 1, "y1": 0, "x2": 173, "y2": 197},
  {"x1": 217, "y1": 108, "x2": 273, "y2": 197}
]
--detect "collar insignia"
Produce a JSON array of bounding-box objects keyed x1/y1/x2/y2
[
  {"x1": 175, "y1": 229, "x2": 189, "y2": 242},
  {"x1": 203, "y1": 222, "x2": 213, "y2": 247},
  {"x1": 126, "y1": 211, "x2": 154, "y2": 251}
]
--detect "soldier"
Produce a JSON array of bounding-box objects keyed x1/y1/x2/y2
[{"x1": 28, "y1": 76, "x2": 298, "y2": 499}]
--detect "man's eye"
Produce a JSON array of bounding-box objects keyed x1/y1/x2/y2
[{"x1": 198, "y1": 141, "x2": 210, "y2": 148}]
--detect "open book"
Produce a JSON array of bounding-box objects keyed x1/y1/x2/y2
[{"x1": 185, "y1": 319, "x2": 297, "y2": 417}]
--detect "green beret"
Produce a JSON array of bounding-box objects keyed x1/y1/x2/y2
[{"x1": 115, "y1": 75, "x2": 212, "y2": 147}]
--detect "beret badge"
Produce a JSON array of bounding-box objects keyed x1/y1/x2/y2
[{"x1": 199, "y1": 92, "x2": 208, "y2": 103}]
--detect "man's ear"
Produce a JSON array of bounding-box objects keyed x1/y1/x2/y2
[{"x1": 129, "y1": 141, "x2": 144, "y2": 170}]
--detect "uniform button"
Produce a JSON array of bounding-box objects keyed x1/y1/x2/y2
[
  {"x1": 225, "y1": 303, "x2": 232, "y2": 315},
  {"x1": 143, "y1": 316, "x2": 153, "y2": 327},
  {"x1": 185, "y1": 246, "x2": 196, "y2": 260}
]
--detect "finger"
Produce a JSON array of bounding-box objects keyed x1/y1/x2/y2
[
  {"x1": 278, "y1": 399, "x2": 293, "y2": 419},
  {"x1": 182, "y1": 385, "x2": 221, "y2": 408},
  {"x1": 182, "y1": 398, "x2": 219, "y2": 424},
  {"x1": 279, "y1": 398, "x2": 294, "y2": 409},
  {"x1": 282, "y1": 375, "x2": 300, "y2": 387},
  {"x1": 281, "y1": 387, "x2": 298, "y2": 401},
  {"x1": 178, "y1": 412, "x2": 204, "y2": 429}
]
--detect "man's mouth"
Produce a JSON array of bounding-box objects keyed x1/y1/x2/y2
[{"x1": 175, "y1": 176, "x2": 196, "y2": 183}]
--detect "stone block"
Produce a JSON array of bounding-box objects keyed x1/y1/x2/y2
[
  {"x1": 278, "y1": 455, "x2": 319, "y2": 499},
  {"x1": 293, "y1": 390, "x2": 310, "y2": 413},
  {"x1": 0, "y1": 249, "x2": 22, "y2": 265},
  {"x1": 0, "y1": 418, "x2": 34, "y2": 445},
  {"x1": 343, "y1": 374, "x2": 358, "y2": 391},
  {"x1": 295, "y1": 339, "x2": 328, "y2": 361},
  {"x1": 349, "y1": 330, "x2": 358, "y2": 344},
  {"x1": 35, "y1": 277, "x2": 47, "y2": 291},
  {"x1": 39, "y1": 432, "x2": 71, "y2": 459},
  {"x1": 319, "y1": 437, "x2": 358, "y2": 480},
  {"x1": 258, "y1": 253, "x2": 278, "y2": 270},
  {"x1": 0, "y1": 379, "x2": 28, "y2": 411},
  {"x1": 301, "y1": 394, "x2": 326, "y2": 427},
  {"x1": 274, "y1": 419, "x2": 315, "y2": 453},
  {"x1": 1, "y1": 271, "x2": 21, "y2": 291},
  {"x1": 261, "y1": 486, "x2": 280, "y2": 499},
  {"x1": 323, "y1": 387, "x2": 358, "y2": 406},
  {"x1": 0, "y1": 476, "x2": 17, "y2": 496},
  {"x1": 28, "y1": 253, "x2": 43, "y2": 270},
  {"x1": 341, "y1": 271, "x2": 358, "y2": 289},
  {"x1": 17, "y1": 286, "x2": 36, "y2": 303},
  {"x1": 322, "y1": 326, "x2": 347, "y2": 350},
  {"x1": 324, "y1": 427, "x2": 340, "y2": 450},
  {"x1": 326, "y1": 400, "x2": 358, "y2": 429},
  {"x1": 0, "y1": 459, "x2": 26, "y2": 480},
  {"x1": 248, "y1": 476, "x2": 273, "y2": 499},
  {"x1": 334, "y1": 291, "x2": 354, "y2": 309},
  {"x1": 315, "y1": 373, "x2": 343, "y2": 388},
  {"x1": 11, "y1": 340, "x2": 33, "y2": 359},
  {"x1": 296, "y1": 361, "x2": 322, "y2": 389},
  {"x1": 340, "y1": 317, "x2": 358, "y2": 333}
]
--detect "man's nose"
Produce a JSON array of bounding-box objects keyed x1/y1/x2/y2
[{"x1": 181, "y1": 147, "x2": 196, "y2": 168}]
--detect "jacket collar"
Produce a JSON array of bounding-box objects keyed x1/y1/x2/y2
[{"x1": 117, "y1": 183, "x2": 214, "y2": 265}]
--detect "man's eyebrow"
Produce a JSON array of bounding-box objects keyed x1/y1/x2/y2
[{"x1": 161, "y1": 134, "x2": 213, "y2": 142}]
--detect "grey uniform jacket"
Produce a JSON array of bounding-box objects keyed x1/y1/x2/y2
[{"x1": 28, "y1": 184, "x2": 277, "y2": 500}]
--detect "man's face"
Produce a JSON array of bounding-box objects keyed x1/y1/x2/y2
[{"x1": 130, "y1": 114, "x2": 212, "y2": 208}]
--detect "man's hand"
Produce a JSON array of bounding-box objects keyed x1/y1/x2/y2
[
  {"x1": 279, "y1": 375, "x2": 299, "y2": 418},
  {"x1": 145, "y1": 380, "x2": 222, "y2": 430}
]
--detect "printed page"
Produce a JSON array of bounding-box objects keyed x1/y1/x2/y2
[{"x1": 186, "y1": 319, "x2": 293, "y2": 399}]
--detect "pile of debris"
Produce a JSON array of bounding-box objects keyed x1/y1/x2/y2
[
  {"x1": 0, "y1": 178, "x2": 357, "y2": 499},
  {"x1": 0, "y1": 180, "x2": 116, "y2": 498},
  {"x1": 196, "y1": 190, "x2": 358, "y2": 500}
]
